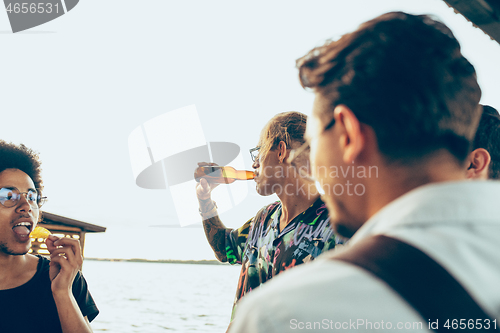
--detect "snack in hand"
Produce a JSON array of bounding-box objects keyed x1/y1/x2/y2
[{"x1": 30, "y1": 226, "x2": 51, "y2": 239}]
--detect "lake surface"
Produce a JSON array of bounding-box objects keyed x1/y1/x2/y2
[{"x1": 82, "y1": 260, "x2": 241, "y2": 332}]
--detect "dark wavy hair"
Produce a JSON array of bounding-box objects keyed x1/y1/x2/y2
[
  {"x1": 297, "y1": 12, "x2": 482, "y2": 164},
  {"x1": 0, "y1": 141, "x2": 43, "y2": 192},
  {"x1": 473, "y1": 105, "x2": 500, "y2": 179}
]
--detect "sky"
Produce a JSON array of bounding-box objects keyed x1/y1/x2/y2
[{"x1": 1, "y1": 0, "x2": 500, "y2": 260}]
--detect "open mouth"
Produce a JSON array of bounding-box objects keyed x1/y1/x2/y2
[{"x1": 12, "y1": 222, "x2": 33, "y2": 236}]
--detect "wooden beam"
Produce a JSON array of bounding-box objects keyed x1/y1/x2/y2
[
  {"x1": 444, "y1": 0, "x2": 500, "y2": 43},
  {"x1": 39, "y1": 223, "x2": 81, "y2": 233}
]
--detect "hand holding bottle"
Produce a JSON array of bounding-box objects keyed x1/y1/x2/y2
[
  {"x1": 195, "y1": 162, "x2": 220, "y2": 200},
  {"x1": 195, "y1": 162, "x2": 255, "y2": 200},
  {"x1": 194, "y1": 163, "x2": 255, "y2": 183}
]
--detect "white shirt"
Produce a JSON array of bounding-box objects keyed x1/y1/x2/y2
[{"x1": 228, "y1": 181, "x2": 500, "y2": 332}]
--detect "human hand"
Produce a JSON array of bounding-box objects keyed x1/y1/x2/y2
[
  {"x1": 196, "y1": 162, "x2": 220, "y2": 200},
  {"x1": 46, "y1": 235, "x2": 83, "y2": 295}
]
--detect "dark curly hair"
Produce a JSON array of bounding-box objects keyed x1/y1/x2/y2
[
  {"x1": 297, "y1": 12, "x2": 481, "y2": 164},
  {"x1": 0, "y1": 140, "x2": 43, "y2": 192},
  {"x1": 473, "y1": 105, "x2": 500, "y2": 179}
]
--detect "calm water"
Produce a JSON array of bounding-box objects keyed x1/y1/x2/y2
[{"x1": 82, "y1": 260, "x2": 241, "y2": 333}]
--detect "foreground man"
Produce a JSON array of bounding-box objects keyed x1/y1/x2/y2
[
  {"x1": 229, "y1": 12, "x2": 500, "y2": 332},
  {"x1": 0, "y1": 141, "x2": 98, "y2": 333}
]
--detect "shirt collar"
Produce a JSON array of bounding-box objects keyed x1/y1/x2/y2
[
  {"x1": 350, "y1": 180, "x2": 500, "y2": 244},
  {"x1": 270, "y1": 197, "x2": 326, "y2": 235}
]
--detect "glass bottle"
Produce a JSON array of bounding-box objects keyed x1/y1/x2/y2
[{"x1": 194, "y1": 166, "x2": 255, "y2": 184}]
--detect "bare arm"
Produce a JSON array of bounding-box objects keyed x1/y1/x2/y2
[
  {"x1": 197, "y1": 178, "x2": 229, "y2": 262},
  {"x1": 46, "y1": 235, "x2": 93, "y2": 333},
  {"x1": 52, "y1": 293, "x2": 93, "y2": 333}
]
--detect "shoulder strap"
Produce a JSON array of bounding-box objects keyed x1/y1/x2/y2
[{"x1": 331, "y1": 235, "x2": 499, "y2": 331}]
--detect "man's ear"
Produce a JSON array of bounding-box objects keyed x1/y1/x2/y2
[
  {"x1": 277, "y1": 141, "x2": 288, "y2": 163},
  {"x1": 333, "y1": 105, "x2": 364, "y2": 163},
  {"x1": 466, "y1": 148, "x2": 491, "y2": 180}
]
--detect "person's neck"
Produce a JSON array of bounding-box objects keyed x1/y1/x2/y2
[
  {"x1": 0, "y1": 253, "x2": 36, "y2": 290},
  {"x1": 365, "y1": 151, "x2": 467, "y2": 220},
  {"x1": 276, "y1": 179, "x2": 320, "y2": 228}
]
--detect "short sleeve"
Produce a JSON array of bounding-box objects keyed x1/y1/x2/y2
[
  {"x1": 225, "y1": 203, "x2": 277, "y2": 265},
  {"x1": 72, "y1": 271, "x2": 99, "y2": 322},
  {"x1": 225, "y1": 217, "x2": 254, "y2": 264}
]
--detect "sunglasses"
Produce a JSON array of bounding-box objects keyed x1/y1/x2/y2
[
  {"x1": 249, "y1": 146, "x2": 261, "y2": 162},
  {"x1": 0, "y1": 187, "x2": 47, "y2": 209}
]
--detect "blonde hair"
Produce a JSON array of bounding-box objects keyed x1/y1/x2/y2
[{"x1": 258, "y1": 111, "x2": 307, "y2": 160}]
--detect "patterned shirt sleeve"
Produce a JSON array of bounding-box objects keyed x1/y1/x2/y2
[{"x1": 225, "y1": 217, "x2": 254, "y2": 265}]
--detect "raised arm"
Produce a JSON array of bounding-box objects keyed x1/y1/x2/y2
[
  {"x1": 46, "y1": 235, "x2": 93, "y2": 333},
  {"x1": 197, "y1": 177, "x2": 228, "y2": 262}
]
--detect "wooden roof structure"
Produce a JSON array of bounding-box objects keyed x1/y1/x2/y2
[
  {"x1": 444, "y1": 0, "x2": 500, "y2": 43},
  {"x1": 29, "y1": 212, "x2": 106, "y2": 258}
]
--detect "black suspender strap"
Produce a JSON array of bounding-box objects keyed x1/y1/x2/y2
[{"x1": 331, "y1": 235, "x2": 499, "y2": 332}]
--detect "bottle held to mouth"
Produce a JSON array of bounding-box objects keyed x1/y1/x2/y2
[{"x1": 194, "y1": 166, "x2": 255, "y2": 184}]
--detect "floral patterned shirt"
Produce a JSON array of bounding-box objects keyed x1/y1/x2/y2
[{"x1": 225, "y1": 198, "x2": 341, "y2": 319}]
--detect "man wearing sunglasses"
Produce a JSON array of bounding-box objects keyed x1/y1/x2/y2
[
  {"x1": 0, "y1": 141, "x2": 98, "y2": 333},
  {"x1": 467, "y1": 105, "x2": 500, "y2": 180},
  {"x1": 229, "y1": 12, "x2": 500, "y2": 332}
]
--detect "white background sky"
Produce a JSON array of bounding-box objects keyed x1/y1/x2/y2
[{"x1": 1, "y1": 0, "x2": 499, "y2": 260}]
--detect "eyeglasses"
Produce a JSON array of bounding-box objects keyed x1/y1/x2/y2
[
  {"x1": 286, "y1": 117, "x2": 336, "y2": 181},
  {"x1": 249, "y1": 146, "x2": 261, "y2": 162},
  {"x1": 0, "y1": 187, "x2": 47, "y2": 209}
]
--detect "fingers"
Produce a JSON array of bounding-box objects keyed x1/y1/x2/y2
[
  {"x1": 50, "y1": 246, "x2": 83, "y2": 273},
  {"x1": 50, "y1": 244, "x2": 78, "y2": 263},
  {"x1": 49, "y1": 253, "x2": 77, "y2": 290},
  {"x1": 197, "y1": 162, "x2": 219, "y2": 167},
  {"x1": 47, "y1": 236, "x2": 83, "y2": 268},
  {"x1": 50, "y1": 247, "x2": 74, "y2": 260},
  {"x1": 196, "y1": 178, "x2": 212, "y2": 200},
  {"x1": 207, "y1": 178, "x2": 220, "y2": 190},
  {"x1": 50, "y1": 248, "x2": 71, "y2": 267},
  {"x1": 46, "y1": 234, "x2": 61, "y2": 252},
  {"x1": 52, "y1": 237, "x2": 82, "y2": 256},
  {"x1": 197, "y1": 177, "x2": 213, "y2": 192},
  {"x1": 196, "y1": 162, "x2": 223, "y2": 199}
]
